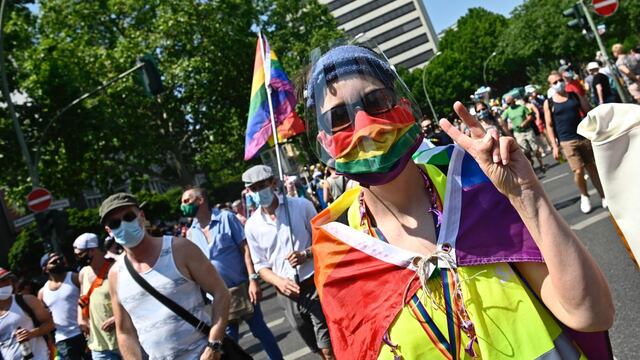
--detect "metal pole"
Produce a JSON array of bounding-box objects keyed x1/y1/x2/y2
[
  {"x1": 578, "y1": 0, "x2": 630, "y2": 103},
  {"x1": 257, "y1": 32, "x2": 301, "y2": 284},
  {"x1": 483, "y1": 51, "x2": 497, "y2": 86},
  {"x1": 0, "y1": 0, "x2": 39, "y2": 186},
  {"x1": 421, "y1": 52, "x2": 441, "y2": 120}
]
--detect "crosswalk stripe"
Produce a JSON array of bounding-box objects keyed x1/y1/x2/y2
[
  {"x1": 542, "y1": 172, "x2": 568, "y2": 184},
  {"x1": 284, "y1": 347, "x2": 312, "y2": 360}
]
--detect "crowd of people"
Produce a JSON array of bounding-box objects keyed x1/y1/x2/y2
[{"x1": 2, "y1": 42, "x2": 631, "y2": 360}]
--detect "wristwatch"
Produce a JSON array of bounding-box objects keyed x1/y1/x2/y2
[
  {"x1": 207, "y1": 340, "x2": 223, "y2": 353},
  {"x1": 304, "y1": 248, "x2": 312, "y2": 259},
  {"x1": 249, "y1": 273, "x2": 260, "y2": 281}
]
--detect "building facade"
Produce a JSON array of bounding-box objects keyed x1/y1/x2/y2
[{"x1": 319, "y1": 0, "x2": 439, "y2": 70}]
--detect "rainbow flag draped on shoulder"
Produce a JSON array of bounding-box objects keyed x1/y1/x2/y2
[
  {"x1": 311, "y1": 144, "x2": 613, "y2": 359},
  {"x1": 244, "y1": 33, "x2": 304, "y2": 160}
]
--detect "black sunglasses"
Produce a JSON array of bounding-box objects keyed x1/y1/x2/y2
[
  {"x1": 106, "y1": 211, "x2": 138, "y2": 230},
  {"x1": 552, "y1": 79, "x2": 564, "y2": 85},
  {"x1": 318, "y1": 88, "x2": 397, "y2": 133}
]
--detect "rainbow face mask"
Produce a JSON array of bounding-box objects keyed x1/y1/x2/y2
[{"x1": 317, "y1": 100, "x2": 422, "y2": 185}]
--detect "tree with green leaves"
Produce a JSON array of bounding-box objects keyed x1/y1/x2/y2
[{"x1": 1, "y1": 0, "x2": 343, "y2": 211}]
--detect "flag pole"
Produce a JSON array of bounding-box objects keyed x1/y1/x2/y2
[{"x1": 257, "y1": 31, "x2": 301, "y2": 284}]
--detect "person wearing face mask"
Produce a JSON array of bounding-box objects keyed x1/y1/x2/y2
[
  {"x1": 37, "y1": 252, "x2": 90, "y2": 360},
  {"x1": 181, "y1": 186, "x2": 283, "y2": 360},
  {"x1": 0, "y1": 267, "x2": 54, "y2": 360},
  {"x1": 73, "y1": 233, "x2": 120, "y2": 359},
  {"x1": 474, "y1": 101, "x2": 507, "y2": 135},
  {"x1": 100, "y1": 193, "x2": 231, "y2": 360},
  {"x1": 306, "y1": 44, "x2": 613, "y2": 359},
  {"x1": 501, "y1": 95, "x2": 545, "y2": 172},
  {"x1": 242, "y1": 165, "x2": 334, "y2": 360},
  {"x1": 544, "y1": 70, "x2": 606, "y2": 214}
]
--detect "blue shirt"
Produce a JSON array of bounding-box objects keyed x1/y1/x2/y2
[{"x1": 187, "y1": 208, "x2": 247, "y2": 287}]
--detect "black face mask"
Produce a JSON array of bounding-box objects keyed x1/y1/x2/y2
[{"x1": 49, "y1": 263, "x2": 66, "y2": 274}]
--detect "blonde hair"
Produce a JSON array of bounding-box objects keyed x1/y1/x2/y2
[{"x1": 612, "y1": 43, "x2": 624, "y2": 54}]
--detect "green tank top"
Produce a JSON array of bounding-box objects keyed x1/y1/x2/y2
[{"x1": 82, "y1": 268, "x2": 118, "y2": 351}]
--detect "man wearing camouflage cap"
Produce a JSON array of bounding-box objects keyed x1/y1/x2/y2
[{"x1": 242, "y1": 165, "x2": 334, "y2": 359}]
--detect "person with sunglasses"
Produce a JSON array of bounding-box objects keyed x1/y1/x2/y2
[
  {"x1": 38, "y1": 252, "x2": 91, "y2": 359},
  {"x1": 544, "y1": 70, "x2": 606, "y2": 214},
  {"x1": 306, "y1": 45, "x2": 613, "y2": 359},
  {"x1": 101, "y1": 193, "x2": 230, "y2": 360}
]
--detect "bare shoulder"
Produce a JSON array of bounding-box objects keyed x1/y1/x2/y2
[
  {"x1": 172, "y1": 236, "x2": 200, "y2": 254},
  {"x1": 22, "y1": 294, "x2": 41, "y2": 307}
]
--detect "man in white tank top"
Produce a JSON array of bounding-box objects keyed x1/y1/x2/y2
[
  {"x1": 101, "y1": 193, "x2": 231, "y2": 360},
  {"x1": 0, "y1": 267, "x2": 54, "y2": 360},
  {"x1": 37, "y1": 253, "x2": 91, "y2": 359}
]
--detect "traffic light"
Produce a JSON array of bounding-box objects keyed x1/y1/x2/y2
[
  {"x1": 137, "y1": 55, "x2": 164, "y2": 96},
  {"x1": 563, "y1": 4, "x2": 594, "y2": 40}
]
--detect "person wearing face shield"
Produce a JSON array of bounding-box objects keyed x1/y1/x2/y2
[
  {"x1": 73, "y1": 233, "x2": 120, "y2": 359},
  {"x1": 38, "y1": 252, "x2": 90, "y2": 359},
  {"x1": 241, "y1": 165, "x2": 334, "y2": 360},
  {"x1": 544, "y1": 71, "x2": 606, "y2": 214},
  {"x1": 0, "y1": 267, "x2": 54, "y2": 360},
  {"x1": 101, "y1": 193, "x2": 231, "y2": 360},
  {"x1": 306, "y1": 45, "x2": 613, "y2": 359}
]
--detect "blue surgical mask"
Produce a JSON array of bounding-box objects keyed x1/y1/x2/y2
[
  {"x1": 477, "y1": 109, "x2": 490, "y2": 120},
  {"x1": 254, "y1": 187, "x2": 275, "y2": 207},
  {"x1": 112, "y1": 217, "x2": 144, "y2": 248}
]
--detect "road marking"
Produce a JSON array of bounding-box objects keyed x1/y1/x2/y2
[
  {"x1": 571, "y1": 211, "x2": 610, "y2": 230},
  {"x1": 284, "y1": 347, "x2": 312, "y2": 360},
  {"x1": 267, "y1": 317, "x2": 285, "y2": 328},
  {"x1": 542, "y1": 172, "x2": 568, "y2": 184}
]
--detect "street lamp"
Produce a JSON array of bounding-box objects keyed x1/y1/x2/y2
[
  {"x1": 483, "y1": 51, "x2": 498, "y2": 86},
  {"x1": 421, "y1": 51, "x2": 442, "y2": 120}
]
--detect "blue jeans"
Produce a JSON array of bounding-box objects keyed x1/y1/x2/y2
[
  {"x1": 226, "y1": 303, "x2": 283, "y2": 360},
  {"x1": 91, "y1": 350, "x2": 122, "y2": 360}
]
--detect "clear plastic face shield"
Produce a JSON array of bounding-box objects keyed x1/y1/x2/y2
[{"x1": 304, "y1": 39, "x2": 423, "y2": 186}]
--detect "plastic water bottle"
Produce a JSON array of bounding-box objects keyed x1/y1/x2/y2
[{"x1": 16, "y1": 327, "x2": 34, "y2": 359}]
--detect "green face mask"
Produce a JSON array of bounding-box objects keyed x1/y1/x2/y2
[{"x1": 180, "y1": 202, "x2": 199, "y2": 217}]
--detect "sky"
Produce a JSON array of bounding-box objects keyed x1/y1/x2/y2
[{"x1": 423, "y1": 0, "x2": 526, "y2": 33}]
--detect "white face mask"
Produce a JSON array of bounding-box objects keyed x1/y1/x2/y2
[
  {"x1": 0, "y1": 285, "x2": 12, "y2": 300},
  {"x1": 552, "y1": 81, "x2": 566, "y2": 93}
]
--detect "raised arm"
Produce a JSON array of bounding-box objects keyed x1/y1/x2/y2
[
  {"x1": 108, "y1": 267, "x2": 143, "y2": 359},
  {"x1": 440, "y1": 101, "x2": 614, "y2": 332}
]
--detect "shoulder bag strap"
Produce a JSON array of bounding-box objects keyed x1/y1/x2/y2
[
  {"x1": 86, "y1": 260, "x2": 114, "y2": 299},
  {"x1": 123, "y1": 255, "x2": 211, "y2": 336}
]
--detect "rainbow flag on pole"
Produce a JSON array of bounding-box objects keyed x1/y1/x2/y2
[{"x1": 244, "y1": 33, "x2": 304, "y2": 160}]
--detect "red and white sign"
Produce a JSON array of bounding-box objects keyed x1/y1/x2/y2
[
  {"x1": 592, "y1": 0, "x2": 618, "y2": 17},
  {"x1": 27, "y1": 187, "x2": 52, "y2": 213}
]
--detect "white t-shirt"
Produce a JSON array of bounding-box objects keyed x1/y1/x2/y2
[{"x1": 245, "y1": 195, "x2": 317, "y2": 281}]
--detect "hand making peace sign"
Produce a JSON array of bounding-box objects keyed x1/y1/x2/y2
[{"x1": 439, "y1": 102, "x2": 541, "y2": 198}]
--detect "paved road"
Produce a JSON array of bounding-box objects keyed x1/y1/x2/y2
[{"x1": 239, "y1": 157, "x2": 639, "y2": 360}]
